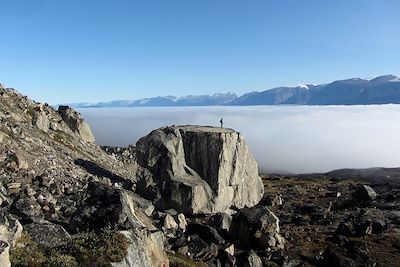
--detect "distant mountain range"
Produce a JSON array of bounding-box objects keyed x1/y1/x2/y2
[{"x1": 67, "y1": 75, "x2": 400, "y2": 108}]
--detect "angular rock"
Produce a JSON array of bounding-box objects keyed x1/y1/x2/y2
[
  {"x1": 111, "y1": 229, "x2": 168, "y2": 267},
  {"x1": 70, "y1": 182, "x2": 168, "y2": 267},
  {"x1": 237, "y1": 250, "x2": 263, "y2": 267},
  {"x1": 0, "y1": 241, "x2": 10, "y2": 267},
  {"x1": 24, "y1": 220, "x2": 70, "y2": 249},
  {"x1": 58, "y1": 105, "x2": 95, "y2": 143},
  {"x1": 14, "y1": 197, "x2": 43, "y2": 219},
  {"x1": 353, "y1": 185, "x2": 378, "y2": 202},
  {"x1": 163, "y1": 214, "x2": 178, "y2": 230},
  {"x1": 0, "y1": 215, "x2": 23, "y2": 248},
  {"x1": 215, "y1": 212, "x2": 232, "y2": 233},
  {"x1": 186, "y1": 223, "x2": 225, "y2": 245},
  {"x1": 136, "y1": 125, "x2": 264, "y2": 214},
  {"x1": 32, "y1": 112, "x2": 50, "y2": 132},
  {"x1": 261, "y1": 194, "x2": 283, "y2": 207},
  {"x1": 6, "y1": 153, "x2": 28, "y2": 171},
  {"x1": 230, "y1": 206, "x2": 284, "y2": 250},
  {"x1": 177, "y1": 213, "x2": 187, "y2": 230},
  {"x1": 70, "y1": 181, "x2": 154, "y2": 232}
]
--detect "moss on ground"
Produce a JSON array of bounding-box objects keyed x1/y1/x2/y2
[
  {"x1": 10, "y1": 229, "x2": 130, "y2": 267},
  {"x1": 168, "y1": 253, "x2": 208, "y2": 267}
]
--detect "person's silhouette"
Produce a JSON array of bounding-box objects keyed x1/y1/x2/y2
[{"x1": 220, "y1": 118, "x2": 223, "y2": 128}]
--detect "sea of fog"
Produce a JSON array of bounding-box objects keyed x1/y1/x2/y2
[{"x1": 79, "y1": 105, "x2": 400, "y2": 174}]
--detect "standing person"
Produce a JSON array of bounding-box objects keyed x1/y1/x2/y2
[{"x1": 220, "y1": 118, "x2": 223, "y2": 128}]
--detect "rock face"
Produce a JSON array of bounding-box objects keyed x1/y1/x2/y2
[
  {"x1": 136, "y1": 125, "x2": 264, "y2": 214},
  {"x1": 58, "y1": 105, "x2": 95, "y2": 143}
]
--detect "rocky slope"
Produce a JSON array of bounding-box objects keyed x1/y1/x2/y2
[{"x1": 1, "y1": 84, "x2": 399, "y2": 267}]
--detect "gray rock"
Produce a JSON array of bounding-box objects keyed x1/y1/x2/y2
[
  {"x1": 58, "y1": 105, "x2": 95, "y2": 143},
  {"x1": 262, "y1": 194, "x2": 283, "y2": 206},
  {"x1": 242, "y1": 250, "x2": 263, "y2": 267},
  {"x1": 0, "y1": 215, "x2": 23, "y2": 248},
  {"x1": 32, "y1": 112, "x2": 50, "y2": 132},
  {"x1": 111, "y1": 229, "x2": 168, "y2": 267},
  {"x1": 0, "y1": 241, "x2": 10, "y2": 267},
  {"x1": 186, "y1": 223, "x2": 225, "y2": 245},
  {"x1": 353, "y1": 185, "x2": 378, "y2": 201},
  {"x1": 70, "y1": 182, "x2": 168, "y2": 267},
  {"x1": 70, "y1": 181, "x2": 155, "y2": 232},
  {"x1": 14, "y1": 197, "x2": 43, "y2": 219},
  {"x1": 24, "y1": 220, "x2": 70, "y2": 249},
  {"x1": 163, "y1": 214, "x2": 178, "y2": 230},
  {"x1": 130, "y1": 193, "x2": 155, "y2": 217},
  {"x1": 230, "y1": 206, "x2": 284, "y2": 250},
  {"x1": 136, "y1": 125, "x2": 264, "y2": 214},
  {"x1": 216, "y1": 212, "x2": 232, "y2": 233},
  {"x1": 177, "y1": 213, "x2": 187, "y2": 230},
  {"x1": 6, "y1": 152, "x2": 28, "y2": 171},
  {"x1": 0, "y1": 132, "x2": 5, "y2": 143}
]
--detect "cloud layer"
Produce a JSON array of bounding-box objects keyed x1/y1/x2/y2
[{"x1": 80, "y1": 105, "x2": 400, "y2": 174}]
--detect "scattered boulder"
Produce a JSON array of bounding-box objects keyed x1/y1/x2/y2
[
  {"x1": 353, "y1": 185, "x2": 378, "y2": 202},
  {"x1": 229, "y1": 206, "x2": 284, "y2": 250},
  {"x1": 14, "y1": 197, "x2": 43, "y2": 219},
  {"x1": 163, "y1": 214, "x2": 178, "y2": 230},
  {"x1": 186, "y1": 223, "x2": 225, "y2": 245},
  {"x1": 237, "y1": 250, "x2": 263, "y2": 267},
  {"x1": 32, "y1": 112, "x2": 50, "y2": 132},
  {"x1": 215, "y1": 212, "x2": 232, "y2": 233},
  {"x1": 135, "y1": 125, "x2": 264, "y2": 214},
  {"x1": 70, "y1": 181, "x2": 154, "y2": 232},
  {"x1": 177, "y1": 213, "x2": 187, "y2": 230},
  {"x1": 58, "y1": 105, "x2": 95, "y2": 143},
  {"x1": 261, "y1": 194, "x2": 283, "y2": 207},
  {"x1": 24, "y1": 220, "x2": 70, "y2": 249},
  {"x1": 6, "y1": 153, "x2": 28, "y2": 172}
]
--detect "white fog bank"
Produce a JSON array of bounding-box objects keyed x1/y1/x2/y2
[{"x1": 79, "y1": 105, "x2": 400, "y2": 174}]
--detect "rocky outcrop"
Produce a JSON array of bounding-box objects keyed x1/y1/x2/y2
[
  {"x1": 70, "y1": 181, "x2": 168, "y2": 267},
  {"x1": 136, "y1": 125, "x2": 264, "y2": 214},
  {"x1": 58, "y1": 105, "x2": 95, "y2": 143}
]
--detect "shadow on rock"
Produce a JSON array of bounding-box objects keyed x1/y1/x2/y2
[{"x1": 74, "y1": 159, "x2": 133, "y2": 189}]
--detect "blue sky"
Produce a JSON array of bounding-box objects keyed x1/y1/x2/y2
[{"x1": 1, "y1": 0, "x2": 400, "y2": 104}]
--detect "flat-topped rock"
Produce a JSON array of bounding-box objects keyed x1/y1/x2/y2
[{"x1": 136, "y1": 125, "x2": 264, "y2": 214}]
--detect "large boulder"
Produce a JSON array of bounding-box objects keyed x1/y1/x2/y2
[
  {"x1": 58, "y1": 105, "x2": 95, "y2": 143},
  {"x1": 70, "y1": 181, "x2": 168, "y2": 267},
  {"x1": 136, "y1": 125, "x2": 264, "y2": 214}
]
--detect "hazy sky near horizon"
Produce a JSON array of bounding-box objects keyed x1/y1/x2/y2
[
  {"x1": 80, "y1": 105, "x2": 400, "y2": 174},
  {"x1": 1, "y1": 0, "x2": 400, "y2": 104}
]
